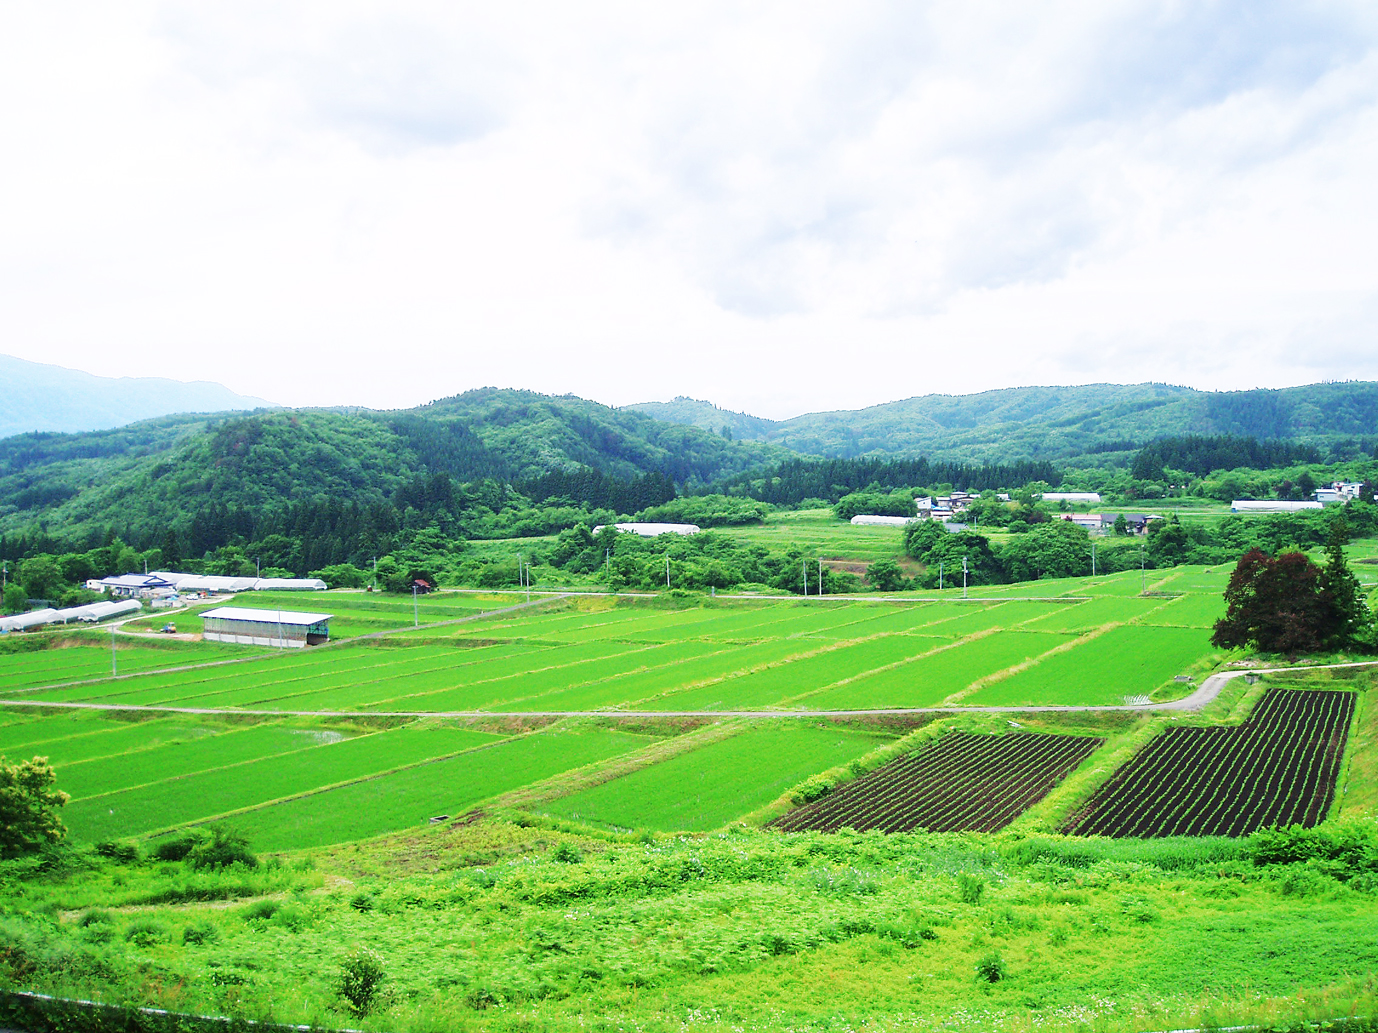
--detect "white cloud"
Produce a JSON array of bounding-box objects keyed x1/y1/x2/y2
[{"x1": 0, "y1": 1, "x2": 1375, "y2": 419}]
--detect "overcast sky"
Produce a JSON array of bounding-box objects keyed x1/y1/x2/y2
[{"x1": 3, "y1": 2, "x2": 1376, "y2": 419}]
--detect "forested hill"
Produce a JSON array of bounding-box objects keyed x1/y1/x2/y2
[
  {"x1": 0, "y1": 390, "x2": 785, "y2": 549},
  {"x1": 629, "y1": 381, "x2": 1378, "y2": 463}
]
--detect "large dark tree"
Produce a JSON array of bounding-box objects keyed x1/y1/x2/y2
[
  {"x1": 1318, "y1": 518, "x2": 1374, "y2": 649},
  {"x1": 1211, "y1": 549, "x2": 1339, "y2": 654}
]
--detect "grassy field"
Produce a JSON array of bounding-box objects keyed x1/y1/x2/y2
[
  {"x1": 7, "y1": 576, "x2": 1231, "y2": 716},
  {"x1": 721, "y1": 507, "x2": 908, "y2": 563},
  {"x1": 541, "y1": 723, "x2": 892, "y2": 831},
  {"x1": 1, "y1": 545, "x2": 1377, "y2": 1033},
  {"x1": 122, "y1": 590, "x2": 526, "y2": 639}
]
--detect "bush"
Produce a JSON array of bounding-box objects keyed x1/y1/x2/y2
[
  {"x1": 550, "y1": 843, "x2": 583, "y2": 864},
  {"x1": 0, "y1": 756, "x2": 69, "y2": 857},
  {"x1": 956, "y1": 873, "x2": 986, "y2": 905},
  {"x1": 187, "y1": 826, "x2": 257, "y2": 870},
  {"x1": 93, "y1": 841, "x2": 138, "y2": 863},
  {"x1": 181, "y1": 921, "x2": 218, "y2": 945},
  {"x1": 338, "y1": 947, "x2": 386, "y2": 1015},
  {"x1": 78, "y1": 908, "x2": 113, "y2": 927},
  {"x1": 123, "y1": 918, "x2": 168, "y2": 947},
  {"x1": 975, "y1": 951, "x2": 1007, "y2": 983},
  {"x1": 238, "y1": 899, "x2": 280, "y2": 922},
  {"x1": 150, "y1": 833, "x2": 203, "y2": 862},
  {"x1": 349, "y1": 891, "x2": 376, "y2": 912}
]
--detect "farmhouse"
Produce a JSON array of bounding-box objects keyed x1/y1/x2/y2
[
  {"x1": 199, "y1": 606, "x2": 333, "y2": 648},
  {"x1": 96, "y1": 573, "x2": 175, "y2": 597}
]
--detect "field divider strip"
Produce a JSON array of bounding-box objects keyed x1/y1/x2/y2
[
  {"x1": 483, "y1": 719, "x2": 746, "y2": 813},
  {"x1": 619, "y1": 631, "x2": 920, "y2": 709},
  {"x1": 9, "y1": 661, "x2": 1378, "y2": 721},
  {"x1": 940, "y1": 622, "x2": 1124, "y2": 706},
  {"x1": 775, "y1": 628, "x2": 1004, "y2": 706},
  {"x1": 129, "y1": 731, "x2": 530, "y2": 842}
]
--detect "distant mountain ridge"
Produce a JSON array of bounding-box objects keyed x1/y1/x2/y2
[
  {"x1": 626, "y1": 382, "x2": 1378, "y2": 463},
  {"x1": 0, "y1": 354, "x2": 272, "y2": 439}
]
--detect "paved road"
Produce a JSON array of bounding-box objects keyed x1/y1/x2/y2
[{"x1": 4, "y1": 659, "x2": 1374, "y2": 720}]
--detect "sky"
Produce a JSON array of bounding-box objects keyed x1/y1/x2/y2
[{"x1": 2, "y1": 2, "x2": 1377, "y2": 420}]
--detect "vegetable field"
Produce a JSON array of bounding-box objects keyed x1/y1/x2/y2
[
  {"x1": 1063, "y1": 688, "x2": 1356, "y2": 837},
  {"x1": 771, "y1": 730, "x2": 1103, "y2": 833}
]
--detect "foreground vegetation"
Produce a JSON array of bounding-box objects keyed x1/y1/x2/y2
[{"x1": 4, "y1": 819, "x2": 1378, "y2": 1033}]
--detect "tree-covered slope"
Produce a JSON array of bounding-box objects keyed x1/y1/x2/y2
[
  {"x1": 624, "y1": 397, "x2": 779, "y2": 441},
  {"x1": 0, "y1": 391, "x2": 785, "y2": 545},
  {"x1": 634, "y1": 382, "x2": 1378, "y2": 463}
]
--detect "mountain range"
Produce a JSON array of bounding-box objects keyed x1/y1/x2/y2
[
  {"x1": 628, "y1": 382, "x2": 1378, "y2": 464},
  {"x1": 0, "y1": 354, "x2": 271, "y2": 440}
]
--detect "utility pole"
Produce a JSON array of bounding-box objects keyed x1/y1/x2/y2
[
  {"x1": 1091, "y1": 541, "x2": 1097, "y2": 577},
  {"x1": 939, "y1": 560, "x2": 943, "y2": 591},
  {"x1": 524, "y1": 563, "x2": 530, "y2": 604},
  {"x1": 605, "y1": 548, "x2": 611, "y2": 578},
  {"x1": 412, "y1": 584, "x2": 419, "y2": 627},
  {"x1": 802, "y1": 559, "x2": 808, "y2": 597},
  {"x1": 666, "y1": 554, "x2": 671, "y2": 589},
  {"x1": 371, "y1": 557, "x2": 377, "y2": 593},
  {"x1": 255, "y1": 556, "x2": 260, "y2": 578},
  {"x1": 277, "y1": 610, "x2": 285, "y2": 651},
  {"x1": 962, "y1": 555, "x2": 968, "y2": 600},
  {"x1": 111, "y1": 622, "x2": 117, "y2": 677},
  {"x1": 818, "y1": 558, "x2": 824, "y2": 596},
  {"x1": 1140, "y1": 542, "x2": 1146, "y2": 594}
]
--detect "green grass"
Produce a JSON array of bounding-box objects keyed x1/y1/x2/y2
[
  {"x1": 541, "y1": 723, "x2": 891, "y2": 831},
  {"x1": 720, "y1": 508, "x2": 908, "y2": 563},
  {"x1": 962, "y1": 625, "x2": 1215, "y2": 706},
  {"x1": 62, "y1": 723, "x2": 508, "y2": 841},
  {"x1": 804, "y1": 630, "x2": 1074, "y2": 709},
  {"x1": 55, "y1": 723, "x2": 350, "y2": 800},
  {"x1": 123, "y1": 590, "x2": 525, "y2": 639},
  {"x1": 231, "y1": 727, "x2": 651, "y2": 850},
  {"x1": 0, "y1": 715, "x2": 220, "y2": 765},
  {"x1": 0, "y1": 641, "x2": 253, "y2": 692}
]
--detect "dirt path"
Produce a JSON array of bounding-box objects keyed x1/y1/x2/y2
[{"x1": 5, "y1": 659, "x2": 1375, "y2": 720}]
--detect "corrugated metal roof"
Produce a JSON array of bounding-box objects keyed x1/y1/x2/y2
[{"x1": 199, "y1": 607, "x2": 333, "y2": 625}]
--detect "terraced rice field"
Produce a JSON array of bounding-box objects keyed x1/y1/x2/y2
[
  {"x1": 771, "y1": 731, "x2": 1103, "y2": 833},
  {"x1": 1062, "y1": 688, "x2": 1356, "y2": 837},
  {"x1": 129, "y1": 590, "x2": 525, "y2": 639},
  {"x1": 542, "y1": 724, "x2": 892, "y2": 832},
  {"x1": 229, "y1": 726, "x2": 649, "y2": 850},
  {"x1": 5, "y1": 584, "x2": 1227, "y2": 714},
  {"x1": 0, "y1": 641, "x2": 256, "y2": 692}
]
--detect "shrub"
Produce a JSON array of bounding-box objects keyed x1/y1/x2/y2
[
  {"x1": 123, "y1": 918, "x2": 168, "y2": 947},
  {"x1": 238, "y1": 899, "x2": 280, "y2": 922},
  {"x1": 338, "y1": 947, "x2": 386, "y2": 1015},
  {"x1": 956, "y1": 873, "x2": 986, "y2": 905},
  {"x1": 0, "y1": 756, "x2": 69, "y2": 857},
  {"x1": 550, "y1": 843, "x2": 583, "y2": 864},
  {"x1": 187, "y1": 826, "x2": 257, "y2": 870},
  {"x1": 150, "y1": 833, "x2": 203, "y2": 862},
  {"x1": 181, "y1": 921, "x2": 218, "y2": 945},
  {"x1": 94, "y1": 840, "x2": 139, "y2": 863},
  {"x1": 349, "y1": 891, "x2": 376, "y2": 912},
  {"x1": 975, "y1": 951, "x2": 1007, "y2": 983},
  {"x1": 272, "y1": 902, "x2": 312, "y2": 932},
  {"x1": 78, "y1": 908, "x2": 113, "y2": 927}
]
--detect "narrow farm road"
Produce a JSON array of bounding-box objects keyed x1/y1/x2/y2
[{"x1": 4, "y1": 659, "x2": 1375, "y2": 720}]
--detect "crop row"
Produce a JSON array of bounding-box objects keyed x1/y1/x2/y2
[
  {"x1": 771, "y1": 730, "x2": 1103, "y2": 834},
  {"x1": 1062, "y1": 688, "x2": 1355, "y2": 837}
]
